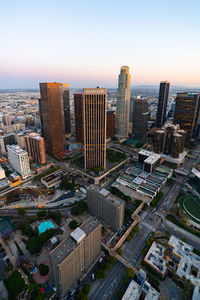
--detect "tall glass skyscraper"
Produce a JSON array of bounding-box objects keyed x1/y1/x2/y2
[
  {"x1": 115, "y1": 66, "x2": 131, "y2": 138},
  {"x1": 155, "y1": 81, "x2": 170, "y2": 128}
]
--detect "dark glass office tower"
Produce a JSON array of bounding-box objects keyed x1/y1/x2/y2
[
  {"x1": 132, "y1": 98, "x2": 148, "y2": 141},
  {"x1": 173, "y1": 92, "x2": 200, "y2": 143},
  {"x1": 155, "y1": 81, "x2": 170, "y2": 127},
  {"x1": 61, "y1": 84, "x2": 71, "y2": 135},
  {"x1": 74, "y1": 93, "x2": 84, "y2": 144}
]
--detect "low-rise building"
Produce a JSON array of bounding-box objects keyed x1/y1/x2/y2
[
  {"x1": 41, "y1": 169, "x2": 63, "y2": 188},
  {"x1": 122, "y1": 279, "x2": 159, "y2": 300},
  {"x1": 144, "y1": 242, "x2": 167, "y2": 277},
  {"x1": 7, "y1": 145, "x2": 30, "y2": 179}
]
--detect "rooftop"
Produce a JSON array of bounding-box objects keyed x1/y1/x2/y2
[
  {"x1": 144, "y1": 242, "x2": 167, "y2": 276},
  {"x1": 7, "y1": 144, "x2": 27, "y2": 155},
  {"x1": 138, "y1": 149, "x2": 152, "y2": 157},
  {"x1": 144, "y1": 154, "x2": 161, "y2": 165},
  {"x1": 122, "y1": 279, "x2": 159, "y2": 300}
]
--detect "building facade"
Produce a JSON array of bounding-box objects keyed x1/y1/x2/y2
[
  {"x1": 2, "y1": 114, "x2": 11, "y2": 126},
  {"x1": 74, "y1": 93, "x2": 84, "y2": 144},
  {"x1": 115, "y1": 66, "x2": 131, "y2": 138},
  {"x1": 87, "y1": 184, "x2": 124, "y2": 231},
  {"x1": 25, "y1": 133, "x2": 46, "y2": 164},
  {"x1": 61, "y1": 84, "x2": 71, "y2": 135},
  {"x1": 50, "y1": 217, "x2": 101, "y2": 296},
  {"x1": 39, "y1": 82, "x2": 65, "y2": 155},
  {"x1": 0, "y1": 133, "x2": 16, "y2": 154},
  {"x1": 173, "y1": 92, "x2": 200, "y2": 143},
  {"x1": 132, "y1": 98, "x2": 148, "y2": 141},
  {"x1": 7, "y1": 145, "x2": 30, "y2": 179},
  {"x1": 155, "y1": 81, "x2": 170, "y2": 128},
  {"x1": 107, "y1": 111, "x2": 115, "y2": 138},
  {"x1": 83, "y1": 88, "x2": 107, "y2": 170}
]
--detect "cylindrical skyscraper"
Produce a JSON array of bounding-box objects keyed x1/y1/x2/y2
[{"x1": 115, "y1": 66, "x2": 131, "y2": 138}]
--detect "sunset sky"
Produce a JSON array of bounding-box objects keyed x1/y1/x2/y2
[{"x1": 1, "y1": 0, "x2": 200, "y2": 88}]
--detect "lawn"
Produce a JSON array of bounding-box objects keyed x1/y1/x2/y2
[
  {"x1": 4, "y1": 270, "x2": 26, "y2": 299},
  {"x1": 179, "y1": 195, "x2": 200, "y2": 221}
]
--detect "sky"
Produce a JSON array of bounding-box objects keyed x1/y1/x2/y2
[{"x1": 0, "y1": 0, "x2": 200, "y2": 89}]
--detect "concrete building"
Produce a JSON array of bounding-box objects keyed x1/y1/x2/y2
[
  {"x1": 50, "y1": 216, "x2": 101, "y2": 297},
  {"x1": 122, "y1": 279, "x2": 160, "y2": 300},
  {"x1": 16, "y1": 133, "x2": 26, "y2": 149},
  {"x1": 0, "y1": 166, "x2": 5, "y2": 180},
  {"x1": 41, "y1": 169, "x2": 63, "y2": 188},
  {"x1": 25, "y1": 133, "x2": 46, "y2": 164},
  {"x1": 174, "y1": 92, "x2": 200, "y2": 143},
  {"x1": 144, "y1": 242, "x2": 167, "y2": 277},
  {"x1": 154, "y1": 123, "x2": 186, "y2": 158},
  {"x1": 115, "y1": 66, "x2": 131, "y2": 138},
  {"x1": 2, "y1": 114, "x2": 11, "y2": 126},
  {"x1": 61, "y1": 84, "x2": 71, "y2": 135},
  {"x1": 7, "y1": 145, "x2": 30, "y2": 179},
  {"x1": 87, "y1": 184, "x2": 124, "y2": 230},
  {"x1": 39, "y1": 82, "x2": 65, "y2": 155},
  {"x1": 74, "y1": 93, "x2": 84, "y2": 144},
  {"x1": 155, "y1": 81, "x2": 170, "y2": 128},
  {"x1": 143, "y1": 154, "x2": 161, "y2": 173},
  {"x1": 132, "y1": 98, "x2": 148, "y2": 141},
  {"x1": 0, "y1": 133, "x2": 16, "y2": 154},
  {"x1": 83, "y1": 88, "x2": 107, "y2": 170},
  {"x1": 107, "y1": 111, "x2": 115, "y2": 138}
]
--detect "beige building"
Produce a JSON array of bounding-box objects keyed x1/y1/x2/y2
[
  {"x1": 25, "y1": 133, "x2": 46, "y2": 164},
  {"x1": 83, "y1": 88, "x2": 107, "y2": 170},
  {"x1": 50, "y1": 217, "x2": 101, "y2": 297},
  {"x1": 87, "y1": 184, "x2": 125, "y2": 231}
]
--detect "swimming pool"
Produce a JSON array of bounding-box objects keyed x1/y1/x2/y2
[{"x1": 38, "y1": 220, "x2": 55, "y2": 234}]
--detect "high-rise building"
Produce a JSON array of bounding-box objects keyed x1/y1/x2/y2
[
  {"x1": 107, "y1": 111, "x2": 115, "y2": 138},
  {"x1": 83, "y1": 88, "x2": 107, "y2": 170},
  {"x1": 7, "y1": 145, "x2": 30, "y2": 179},
  {"x1": 2, "y1": 114, "x2": 11, "y2": 126},
  {"x1": 25, "y1": 133, "x2": 46, "y2": 164},
  {"x1": 132, "y1": 98, "x2": 148, "y2": 141},
  {"x1": 38, "y1": 98, "x2": 44, "y2": 136},
  {"x1": 0, "y1": 133, "x2": 16, "y2": 154},
  {"x1": 39, "y1": 82, "x2": 65, "y2": 155},
  {"x1": 154, "y1": 123, "x2": 186, "y2": 158},
  {"x1": 115, "y1": 66, "x2": 131, "y2": 138},
  {"x1": 87, "y1": 184, "x2": 124, "y2": 231},
  {"x1": 155, "y1": 81, "x2": 170, "y2": 128},
  {"x1": 74, "y1": 93, "x2": 84, "y2": 144},
  {"x1": 16, "y1": 133, "x2": 26, "y2": 149},
  {"x1": 61, "y1": 84, "x2": 71, "y2": 135},
  {"x1": 50, "y1": 216, "x2": 101, "y2": 296},
  {"x1": 173, "y1": 92, "x2": 200, "y2": 143}
]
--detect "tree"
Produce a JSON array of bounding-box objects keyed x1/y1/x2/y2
[
  {"x1": 117, "y1": 289, "x2": 124, "y2": 299},
  {"x1": 106, "y1": 255, "x2": 116, "y2": 264},
  {"x1": 36, "y1": 210, "x2": 46, "y2": 220},
  {"x1": 26, "y1": 236, "x2": 42, "y2": 254},
  {"x1": 116, "y1": 248, "x2": 123, "y2": 256},
  {"x1": 82, "y1": 284, "x2": 90, "y2": 295},
  {"x1": 69, "y1": 220, "x2": 78, "y2": 229},
  {"x1": 95, "y1": 269, "x2": 106, "y2": 279},
  {"x1": 126, "y1": 268, "x2": 135, "y2": 279},
  {"x1": 17, "y1": 207, "x2": 25, "y2": 216},
  {"x1": 39, "y1": 263, "x2": 49, "y2": 276}
]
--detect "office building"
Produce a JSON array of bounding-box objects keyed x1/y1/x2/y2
[
  {"x1": 38, "y1": 98, "x2": 44, "y2": 136},
  {"x1": 144, "y1": 242, "x2": 167, "y2": 277},
  {"x1": 2, "y1": 114, "x2": 11, "y2": 126},
  {"x1": 87, "y1": 184, "x2": 124, "y2": 230},
  {"x1": 107, "y1": 111, "x2": 115, "y2": 138},
  {"x1": 122, "y1": 279, "x2": 160, "y2": 300},
  {"x1": 39, "y1": 82, "x2": 65, "y2": 155},
  {"x1": 173, "y1": 92, "x2": 200, "y2": 143},
  {"x1": 83, "y1": 88, "x2": 107, "y2": 170},
  {"x1": 155, "y1": 81, "x2": 170, "y2": 128},
  {"x1": 61, "y1": 84, "x2": 71, "y2": 135},
  {"x1": 50, "y1": 216, "x2": 101, "y2": 296},
  {"x1": 7, "y1": 145, "x2": 30, "y2": 179},
  {"x1": 74, "y1": 93, "x2": 84, "y2": 144},
  {"x1": 0, "y1": 133, "x2": 16, "y2": 154},
  {"x1": 115, "y1": 66, "x2": 131, "y2": 138},
  {"x1": 154, "y1": 123, "x2": 186, "y2": 158},
  {"x1": 25, "y1": 133, "x2": 46, "y2": 164},
  {"x1": 132, "y1": 98, "x2": 148, "y2": 141},
  {"x1": 16, "y1": 133, "x2": 26, "y2": 149}
]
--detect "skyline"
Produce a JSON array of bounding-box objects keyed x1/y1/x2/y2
[{"x1": 1, "y1": 0, "x2": 200, "y2": 88}]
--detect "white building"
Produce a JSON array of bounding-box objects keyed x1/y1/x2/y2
[
  {"x1": 7, "y1": 145, "x2": 30, "y2": 179},
  {"x1": 0, "y1": 166, "x2": 6, "y2": 180},
  {"x1": 122, "y1": 279, "x2": 159, "y2": 300},
  {"x1": 144, "y1": 242, "x2": 167, "y2": 277}
]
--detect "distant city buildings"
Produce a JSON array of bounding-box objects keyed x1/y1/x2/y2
[
  {"x1": 115, "y1": 66, "x2": 131, "y2": 138},
  {"x1": 61, "y1": 83, "x2": 71, "y2": 135},
  {"x1": 74, "y1": 93, "x2": 84, "y2": 144},
  {"x1": 174, "y1": 92, "x2": 200, "y2": 143},
  {"x1": 39, "y1": 82, "x2": 65, "y2": 155},
  {"x1": 107, "y1": 111, "x2": 115, "y2": 138},
  {"x1": 0, "y1": 133, "x2": 16, "y2": 154},
  {"x1": 87, "y1": 184, "x2": 125, "y2": 230},
  {"x1": 83, "y1": 88, "x2": 107, "y2": 170},
  {"x1": 25, "y1": 133, "x2": 46, "y2": 164},
  {"x1": 132, "y1": 98, "x2": 148, "y2": 141},
  {"x1": 2, "y1": 113, "x2": 11, "y2": 126},
  {"x1": 153, "y1": 123, "x2": 186, "y2": 158},
  {"x1": 155, "y1": 81, "x2": 170, "y2": 128},
  {"x1": 7, "y1": 145, "x2": 30, "y2": 179},
  {"x1": 50, "y1": 216, "x2": 101, "y2": 296}
]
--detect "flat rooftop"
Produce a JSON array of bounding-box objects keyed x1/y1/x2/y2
[
  {"x1": 138, "y1": 149, "x2": 152, "y2": 157},
  {"x1": 122, "y1": 279, "x2": 159, "y2": 300},
  {"x1": 50, "y1": 216, "x2": 100, "y2": 265},
  {"x1": 7, "y1": 145, "x2": 27, "y2": 155},
  {"x1": 144, "y1": 242, "x2": 167, "y2": 276},
  {"x1": 144, "y1": 154, "x2": 161, "y2": 165}
]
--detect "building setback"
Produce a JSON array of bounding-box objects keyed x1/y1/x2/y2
[
  {"x1": 173, "y1": 92, "x2": 200, "y2": 143},
  {"x1": 87, "y1": 184, "x2": 124, "y2": 231},
  {"x1": 115, "y1": 66, "x2": 131, "y2": 138},
  {"x1": 74, "y1": 93, "x2": 84, "y2": 144},
  {"x1": 7, "y1": 145, "x2": 30, "y2": 179},
  {"x1": 132, "y1": 98, "x2": 148, "y2": 141},
  {"x1": 49, "y1": 216, "x2": 101, "y2": 296},
  {"x1": 83, "y1": 88, "x2": 107, "y2": 170},
  {"x1": 61, "y1": 84, "x2": 71, "y2": 135},
  {"x1": 39, "y1": 82, "x2": 65, "y2": 155},
  {"x1": 107, "y1": 111, "x2": 115, "y2": 138},
  {"x1": 155, "y1": 81, "x2": 170, "y2": 128},
  {"x1": 25, "y1": 133, "x2": 46, "y2": 164}
]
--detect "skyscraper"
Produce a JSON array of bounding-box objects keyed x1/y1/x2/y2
[
  {"x1": 7, "y1": 145, "x2": 30, "y2": 179},
  {"x1": 74, "y1": 93, "x2": 84, "y2": 144},
  {"x1": 61, "y1": 84, "x2": 71, "y2": 135},
  {"x1": 83, "y1": 88, "x2": 107, "y2": 170},
  {"x1": 115, "y1": 66, "x2": 131, "y2": 138},
  {"x1": 39, "y1": 82, "x2": 65, "y2": 155},
  {"x1": 107, "y1": 111, "x2": 115, "y2": 138},
  {"x1": 132, "y1": 98, "x2": 148, "y2": 141},
  {"x1": 25, "y1": 133, "x2": 46, "y2": 164},
  {"x1": 155, "y1": 81, "x2": 170, "y2": 128},
  {"x1": 173, "y1": 92, "x2": 200, "y2": 143}
]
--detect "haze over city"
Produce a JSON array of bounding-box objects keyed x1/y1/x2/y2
[{"x1": 1, "y1": 0, "x2": 200, "y2": 88}]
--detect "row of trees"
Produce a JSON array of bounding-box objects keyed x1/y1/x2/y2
[{"x1": 110, "y1": 186, "x2": 131, "y2": 202}]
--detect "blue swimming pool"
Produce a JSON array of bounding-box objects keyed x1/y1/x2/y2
[{"x1": 38, "y1": 220, "x2": 55, "y2": 234}]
